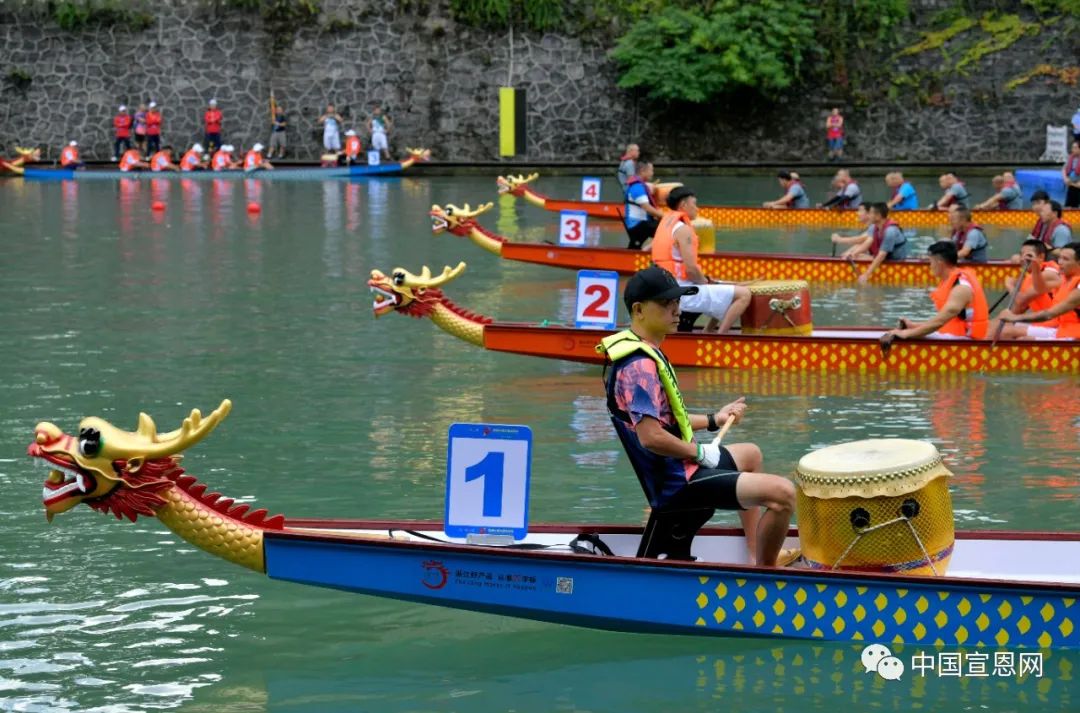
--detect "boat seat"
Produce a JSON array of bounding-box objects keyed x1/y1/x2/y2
[{"x1": 636, "y1": 505, "x2": 715, "y2": 560}]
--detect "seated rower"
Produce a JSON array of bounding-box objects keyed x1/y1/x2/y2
[
  {"x1": 1039, "y1": 200, "x2": 1073, "y2": 259},
  {"x1": 948, "y1": 205, "x2": 989, "y2": 262},
  {"x1": 998, "y1": 242, "x2": 1080, "y2": 341},
  {"x1": 59, "y1": 140, "x2": 82, "y2": 169},
  {"x1": 882, "y1": 240, "x2": 988, "y2": 344},
  {"x1": 244, "y1": 143, "x2": 273, "y2": 172},
  {"x1": 996, "y1": 239, "x2": 1063, "y2": 322},
  {"x1": 118, "y1": 148, "x2": 149, "y2": 172},
  {"x1": 653, "y1": 186, "x2": 751, "y2": 333},
  {"x1": 598, "y1": 266, "x2": 796, "y2": 564},
  {"x1": 854, "y1": 202, "x2": 909, "y2": 285},
  {"x1": 1011, "y1": 190, "x2": 1052, "y2": 262},
  {"x1": 211, "y1": 145, "x2": 240, "y2": 171},
  {"x1": 344, "y1": 129, "x2": 363, "y2": 165},
  {"x1": 973, "y1": 173, "x2": 1023, "y2": 210},
  {"x1": 150, "y1": 146, "x2": 180, "y2": 172},
  {"x1": 180, "y1": 143, "x2": 208, "y2": 171},
  {"x1": 934, "y1": 173, "x2": 969, "y2": 210},
  {"x1": 885, "y1": 171, "x2": 919, "y2": 211},
  {"x1": 830, "y1": 203, "x2": 872, "y2": 254},
  {"x1": 623, "y1": 158, "x2": 663, "y2": 250},
  {"x1": 819, "y1": 169, "x2": 861, "y2": 209},
  {"x1": 763, "y1": 170, "x2": 809, "y2": 209}
]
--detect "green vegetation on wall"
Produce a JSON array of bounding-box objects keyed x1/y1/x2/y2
[{"x1": 47, "y1": 0, "x2": 153, "y2": 31}]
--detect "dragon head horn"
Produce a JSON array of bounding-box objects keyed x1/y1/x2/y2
[
  {"x1": 456, "y1": 202, "x2": 494, "y2": 218},
  {"x1": 400, "y1": 262, "x2": 467, "y2": 288},
  {"x1": 131, "y1": 399, "x2": 233, "y2": 458}
]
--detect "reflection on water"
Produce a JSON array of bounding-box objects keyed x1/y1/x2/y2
[{"x1": 0, "y1": 175, "x2": 1077, "y2": 712}]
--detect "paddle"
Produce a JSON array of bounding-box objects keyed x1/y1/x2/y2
[
  {"x1": 981, "y1": 260, "x2": 1031, "y2": 372},
  {"x1": 711, "y1": 414, "x2": 736, "y2": 446},
  {"x1": 845, "y1": 255, "x2": 860, "y2": 279},
  {"x1": 987, "y1": 288, "x2": 1012, "y2": 315}
]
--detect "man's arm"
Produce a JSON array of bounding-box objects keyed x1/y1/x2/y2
[
  {"x1": 974, "y1": 192, "x2": 1003, "y2": 210},
  {"x1": 1014, "y1": 264, "x2": 1062, "y2": 312},
  {"x1": 843, "y1": 236, "x2": 873, "y2": 258},
  {"x1": 1004, "y1": 286, "x2": 1080, "y2": 323},
  {"x1": 858, "y1": 250, "x2": 888, "y2": 284},
  {"x1": 893, "y1": 285, "x2": 969, "y2": 338},
  {"x1": 675, "y1": 225, "x2": 708, "y2": 283},
  {"x1": 634, "y1": 417, "x2": 698, "y2": 460}
]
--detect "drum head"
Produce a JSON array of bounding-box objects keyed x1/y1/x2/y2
[
  {"x1": 748, "y1": 279, "x2": 809, "y2": 295},
  {"x1": 795, "y1": 439, "x2": 951, "y2": 499}
]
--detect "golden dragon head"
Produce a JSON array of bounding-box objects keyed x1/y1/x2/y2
[
  {"x1": 15, "y1": 146, "x2": 41, "y2": 162},
  {"x1": 429, "y1": 202, "x2": 494, "y2": 236},
  {"x1": 29, "y1": 400, "x2": 232, "y2": 522},
  {"x1": 368, "y1": 262, "x2": 467, "y2": 318},
  {"x1": 405, "y1": 147, "x2": 432, "y2": 162},
  {"x1": 496, "y1": 172, "x2": 539, "y2": 195}
]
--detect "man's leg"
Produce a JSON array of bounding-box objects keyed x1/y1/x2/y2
[
  {"x1": 714, "y1": 285, "x2": 751, "y2": 334},
  {"x1": 726, "y1": 442, "x2": 796, "y2": 567},
  {"x1": 1067, "y1": 185, "x2": 1080, "y2": 209}
]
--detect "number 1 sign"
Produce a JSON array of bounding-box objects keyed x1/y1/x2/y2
[
  {"x1": 445, "y1": 423, "x2": 532, "y2": 540},
  {"x1": 559, "y1": 210, "x2": 588, "y2": 247},
  {"x1": 581, "y1": 177, "x2": 601, "y2": 202},
  {"x1": 574, "y1": 270, "x2": 619, "y2": 330}
]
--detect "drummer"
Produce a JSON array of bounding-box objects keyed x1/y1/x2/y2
[
  {"x1": 652, "y1": 186, "x2": 751, "y2": 333},
  {"x1": 997, "y1": 242, "x2": 1080, "y2": 341},
  {"x1": 882, "y1": 240, "x2": 989, "y2": 344},
  {"x1": 598, "y1": 265, "x2": 796, "y2": 566}
]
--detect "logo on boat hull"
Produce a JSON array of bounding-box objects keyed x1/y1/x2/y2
[{"x1": 421, "y1": 560, "x2": 448, "y2": 590}]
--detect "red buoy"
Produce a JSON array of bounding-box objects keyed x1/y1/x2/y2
[
  {"x1": 151, "y1": 201, "x2": 166, "y2": 211},
  {"x1": 246, "y1": 202, "x2": 261, "y2": 214}
]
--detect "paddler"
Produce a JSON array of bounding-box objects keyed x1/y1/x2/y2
[
  {"x1": 623, "y1": 158, "x2": 663, "y2": 250},
  {"x1": 59, "y1": 140, "x2": 82, "y2": 168},
  {"x1": 149, "y1": 146, "x2": 180, "y2": 172},
  {"x1": 118, "y1": 147, "x2": 149, "y2": 172},
  {"x1": 597, "y1": 265, "x2": 796, "y2": 565},
  {"x1": 1036, "y1": 199, "x2": 1073, "y2": 258},
  {"x1": 854, "y1": 202, "x2": 909, "y2": 285},
  {"x1": 211, "y1": 144, "x2": 240, "y2": 171},
  {"x1": 999, "y1": 239, "x2": 1062, "y2": 317},
  {"x1": 1064, "y1": 140, "x2": 1080, "y2": 208},
  {"x1": 998, "y1": 242, "x2": 1080, "y2": 341},
  {"x1": 180, "y1": 143, "x2": 208, "y2": 171},
  {"x1": 948, "y1": 205, "x2": 989, "y2": 262},
  {"x1": 652, "y1": 186, "x2": 751, "y2": 333},
  {"x1": 616, "y1": 143, "x2": 639, "y2": 190},
  {"x1": 830, "y1": 203, "x2": 872, "y2": 256},
  {"x1": 763, "y1": 170, "x2": 809, "y2": 209},
  {"x1": 882, "y1": 241, "x2": 989, "y2": 344},
  {"x1": 933, "y1": 173, "x2": 970, "y2": 210},
  {"x1": 819, "y1": 169, "x2": 861, "y2": 209},
  {"x1": 243, "y1": 143, "x2": 273, "y2": 172},
  {"x1": 343, "y1": 129, "x2": 363, "y2": 164},
  {"x1": 885, "y1": 171, "x2": 919, "y2": 211},
  {"x1": 973, "y1": 173, "x2": 1023, "y2": 210}
]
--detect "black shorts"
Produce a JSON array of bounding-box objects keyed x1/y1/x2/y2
[
  {"x1": 625, "y1": 218, "x2": 659, "y2": 249},
  {"x1": 662, "y1": 447, "x2": 743, "y2": 511}
]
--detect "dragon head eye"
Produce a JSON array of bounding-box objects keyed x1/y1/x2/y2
[
  {"x1": 446, "y1": 206, "x2": 454, "y2": 215},
  {"x1": 392, "y1": 271, "x2": 405, "y2": 286},
  {"x1": 78, "y1": 427, "x2": 102, "y2": 457}
]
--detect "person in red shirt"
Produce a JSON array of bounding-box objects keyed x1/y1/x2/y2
[
  {"x1": 146, "y1": 101, "x2": 163, "y2": 154},
  {"x1": 59, "y1": 141, "x2": 82, "y2": 168},
  {"x1": 150, "y1": 146, "x2": 179, "y2": 172},
  {"x1": 113, "y1": 105, "x2": 132, "y2": 161},
  {"x1": 204, "y1": 99, "x2": 223, "y2": 153},
  {"x1": 825, "y1": 108, "x2": 844, "y2": 161},
  {"x1": 343, "y1": 129, "x2": 363, "y2": 164},
  {"x1": 180, "y1": 143, "x2": 208, "y2": 171},
  {"x1": 119, "y1": 148, "x2": 149, "y2": 172}
]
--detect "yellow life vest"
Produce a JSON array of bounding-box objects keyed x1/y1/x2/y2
[{"x1": 596, "y1": 330, "x2": 693, "y2": 442}]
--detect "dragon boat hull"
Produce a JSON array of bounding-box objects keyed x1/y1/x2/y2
[
  {"x1": 268, "y1": 521, "x2": 1080, "y2": 649},
  {"x1": 499, "y1": 243, "x2": 1019, "y2": 289},
  {"x1": 22, "y1": 162, "x2": 420, "y2": 181},
  {"x1": 474, "y1": 324, "x2": 1078, "y2": 374}
]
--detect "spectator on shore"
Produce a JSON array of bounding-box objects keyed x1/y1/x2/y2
[
  {"x1": 59, "y1": 141, "x2": 81, "y2": 168},
  {"x1": 133, "y1": 103, "x2": 148, "y2": 157},
  {"x1": 368, "y1": 105, "x2": 393, "y2": 160},
  {"x1": 617, "y1": 143, "x2": 639, "y2": 190},
  {"x1": 269, "y1": 103, "x2": 287, "y2": 159},
  {"x1": 974, "y1": 173, "x2": 1023, "y2": 210},
  {"x1": 825, "y1": 108, "x2": 844, "y2": 162},
  {"x1": 763, "y1": 170, "x2": 809, "y2": 209},
  {"x1": 204, "y1": 99, "x2": 223, "y2": 153},
  {"x1": 1063, "y1": 140, "x2": 1080, "y2": 209},
  {"x1": 320, "y1": 103, "x2": 343, "y2": 153},
  {"x1": 146, "y1": 101, "x2": 162, "y2": 155},
  {"x1": 885, "y1": 172, "x2": 919, "y2": 211},
  {"x1": 112, "y1": 105, "x2": 132, "y2": 161}
]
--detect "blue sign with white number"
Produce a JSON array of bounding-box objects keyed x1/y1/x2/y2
[{"x1": 445, "y1": 423, "x2": 532, "y2": 540}]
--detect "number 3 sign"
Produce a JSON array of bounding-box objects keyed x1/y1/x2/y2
[
  {"x1": 445, "y1": 424, "x2": 532, "y2": 540},
  {"x1": 559, "y1": 210, "x2": 588, "y2": 247},
  {"x1": 575, "y1": 270, "x2": 619, "y2": 330}
]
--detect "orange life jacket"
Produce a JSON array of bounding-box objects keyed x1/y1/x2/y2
[
  {"x1": 1023, "y1": 261, "x2": 1061, "y2": 313},
  {"x1": 930, "y1": 267, "x2": 989, "y2": 339},
  {"x1": 150, "y1": 151, "x2": 172, "y2": 171},
  {"x1": 345, "y1": 135, "x2": 362, "y2": 158},
  {"x1": 244, "y1": 150, "x2": 262, "y2": 170},
  {"x1": 180, "y1": 150, "x2": 202, "y2": 171},
  {"x1": 1037, "y1": 273, "x2": 1080, "y2": 337},
  {"x1": 650, "y1": 210, "x2": 697, "y2": 281},
  {"x1": 119, "y1": 149, "x2": 143, "y2": 171},
  {"x1": 211, "y1": 150, "x2": 232, "y2": 171},
  {"x1": 60, "y1": 146, "x2": 79, "y2": 167}
]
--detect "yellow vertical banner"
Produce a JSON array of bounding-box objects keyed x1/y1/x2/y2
[{"x1": 499, "y1": 87, "x2": 516, "y2": 157}]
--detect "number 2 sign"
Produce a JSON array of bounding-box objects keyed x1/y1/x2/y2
[
  {"x1": 581, "y1": 177, "x2": 601, "y2": 202},
  {"x1": 445, "y1": 424, "x2": 532, "y2": 540},
  {"x1": 559, "y1": 210, "x2": 588, "y2": 247},
  {"x1": 574, "y1": 270, "x2": 619, "y2": 330}
]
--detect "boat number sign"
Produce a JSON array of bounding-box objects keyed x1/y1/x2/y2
[
  {"x1": 574, "y1": 270, "x2": 619, "y2": 330},
  {"x1": 559, "y1": 210, "x2": 588, "y2": 247},
  {"x1": 367, "y1": 150, "x2": 381, "y2": 166},
  {"x1": 580, "y1": 177, "x2": 601, "y2": 202},
  {"x1": 445, "y1": 423, "x2": 532, "y2": 540}
]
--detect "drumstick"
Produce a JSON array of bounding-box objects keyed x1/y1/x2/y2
[{"x1": 711, "y1": 414, "x2": 736, "y2": 445}]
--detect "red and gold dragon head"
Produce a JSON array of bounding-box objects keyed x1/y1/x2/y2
[
  {"x1": 496, "y1": 172, "x2": 539, "y2": 196},
  {"x1": 368, "y1": 262, "x2": 467, "y2": 318},
  {"x1": 429, "y1": 202, "x2": 494, "y2": 236},
  {"x1": 30, "y1": 400, "x2": 231, "y2": 522},
  {"x1": 405, "y1": 147, "x2": 432, "y2": 162}
]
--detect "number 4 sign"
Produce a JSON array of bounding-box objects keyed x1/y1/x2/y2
[
  {"x1": 581, "y1": 177, "x2": 601, "y2": 202},
  {"x1": 559, "y1": 210, "x2": 588, "y2": 247},
  {"x1": 575, "y1": 270, "x2": 619, "y2": 330},
  {"x1": 445, "y1": 424, "x2": 532, "y2": 540}
]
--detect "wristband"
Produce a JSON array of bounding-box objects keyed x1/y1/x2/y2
[
  {"x1": 707, "y1": 413, "x2": 719, "y2": 432},
  {"x1": 696, "y1": 444, "x2": 704, "y2": 463}
]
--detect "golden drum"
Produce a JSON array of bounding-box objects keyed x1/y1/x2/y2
[
  {"x1": 742, "y1": 280, "x2": 813, "y2": 336},
  {"x1": 794, "y1": 439, "x2": 954, "y2": 576},
  {"x1": 692, "y1": 217, "x2": 716, "y2": 254}
]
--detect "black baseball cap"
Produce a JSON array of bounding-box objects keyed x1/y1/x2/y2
[
  {"x1": 623, "y1": 266, "x2": 698, "y2": 311},
  {"x1": 1030, "y1": 190, "x2": 1050, "y2": 202}
]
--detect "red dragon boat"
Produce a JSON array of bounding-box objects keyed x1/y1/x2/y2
[
  {"x1": 368, "y1": 262, "x2": 1079, "y2": 374},
  {"x1": 430, "y1": 202, "x2": 1020, "y2": 289},
  {"x1": 0, "y1": 146, "x2": 40, "y2": 176},
  {"x1": 495, "y1": 173, "x2": 1074, "y2": 230}
]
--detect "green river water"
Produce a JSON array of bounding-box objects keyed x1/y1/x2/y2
[{"x1": 0, "y1": 174, "x2": 1077, "y2": 712}]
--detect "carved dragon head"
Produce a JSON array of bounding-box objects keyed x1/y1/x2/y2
[
  {"x1": 15, "y1": 146, "x2": 41, "y2": 162},
  {"x1": 496, "y1": 173, "x2": 539, "y2": 195},
  {"x1": 29, "y1": 400, "x2": 232, "y2": 522},
  {"x1": 368, "y1": 262, "x2": 467, "y2": 318},
  {"x1": 429, "y1": 202, "x2": 494, "y2": 236},
  {"x1": 405, "y1": 147, "x2": 432, "y2": 162}
]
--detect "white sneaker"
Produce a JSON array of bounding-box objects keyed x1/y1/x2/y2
[{"x1": 111, "y1": 156, "x2": 117, "y2": 161}]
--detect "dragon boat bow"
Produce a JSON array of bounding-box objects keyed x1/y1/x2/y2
[
  {"x1": 0, "y1": 147, "x2": 41, "y2": 176},
  {"x1": 430, "y1": 202, "x2": 1019, "y2": 289},
  {"x1": 27, "y1": 403, "x2": 1080, "y2": 650},
  {"x1": 496, "y1": 173, "x2": 1076, "y2": 230}
]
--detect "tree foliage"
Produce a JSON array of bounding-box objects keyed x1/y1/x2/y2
[
  {"x1": 448, "y1": 0, "x2": 565, "y2": 33},
  {"x1": 610, "y1": 0, "x2": 818, "y2": 104}
]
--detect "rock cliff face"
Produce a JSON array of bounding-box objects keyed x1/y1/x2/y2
[{"x1": 0, "y1": 1, "x2": 1075, "y2": 162}]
